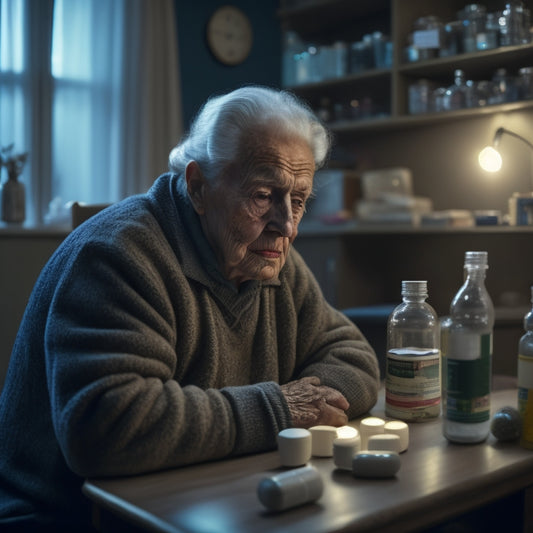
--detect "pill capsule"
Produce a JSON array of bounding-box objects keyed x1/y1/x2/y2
[
  {"x1": 352, "y1": 450, "x2": 401, "y2": 478},
  {"x1": 384, "y1": 420, "x2": 409, "y2": 452},
  {"x1": 277, "y1": 428, "x2": 312, "y2": 467},
  {"x1": 359, "y1": 417, "x2": 385, "y2": 450},
  {"x1": 333, "y1": 436, "x2": 360, "y2": 470},
  {"x1": 257, "y1": 465, "x2": 324, "y2": 512}
]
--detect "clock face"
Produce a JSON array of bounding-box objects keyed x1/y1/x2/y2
[{"x1": 206, "y1": 6, "x2": 253, "y2": 66}]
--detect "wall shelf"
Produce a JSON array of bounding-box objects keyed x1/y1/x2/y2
[{"x1": 279, "y1": 0, "x2": 533, "y2": 134}]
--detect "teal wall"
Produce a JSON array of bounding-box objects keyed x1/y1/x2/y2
[{"x1": 174, "y1": 1, "x2": 282, "y2": 128}]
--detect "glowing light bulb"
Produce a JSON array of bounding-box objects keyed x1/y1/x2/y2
[{"x1": 478, "y1": 146, "x2": 503, "y2": 172}]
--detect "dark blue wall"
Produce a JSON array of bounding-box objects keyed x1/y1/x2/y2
[{"x1": 174, "y1": 1, "x2": 282, "y2": 129}]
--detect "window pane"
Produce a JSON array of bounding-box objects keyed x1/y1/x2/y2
[
  {"x1": 0, "y1": 0, "x2": 26, "y2": 73},
  {"x1": 51, "y1": 0, "x2": 92, "y2": 80}
]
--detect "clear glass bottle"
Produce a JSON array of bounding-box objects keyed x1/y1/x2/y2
[
  {"x1": 444, "y1": 69, "x2": 469, "y2": 111},
  {"x1": 518, "y1": 286, "x2": 533, "y2": 450},
  {"x1": 281, "y1": 31, "x2": 303, "y2": 88},
  {"x1": 460, "y1": 4, "x2": 487, "y2": 53},
  {"x1": 500, "y1": 1, "x2": 530, "y2": 46},
  {"x1": 385, "y1": 280, "x2": 441, "y2": 422},
  {"x1": 442, "y1": 251, "x2": 494, "y2": 443}
]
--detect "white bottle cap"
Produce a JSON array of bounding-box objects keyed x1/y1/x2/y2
[
  {"x1": 277, "y1": 428, "x2": 312, "y2": 467},
  {"x1": 384, "y1": 420, "x2": 409, "y2": 452},
  {"x1": 359, "y1": 417, "x2": 385, "y2": 450},
  {"x1": 368, "y1": 433, "x2": 402, "y2": 453},
  {"x1": 309, "y1": 425, "x2": 338, "y2": 457}
]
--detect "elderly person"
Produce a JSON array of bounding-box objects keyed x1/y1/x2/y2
[{"x1": 0, "y1": 86, "x2": 379, "y2": 531}]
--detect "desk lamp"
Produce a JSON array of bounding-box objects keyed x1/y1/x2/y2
[{"x1": 478, "y1": 127, "x2": 533, "y2": 179}]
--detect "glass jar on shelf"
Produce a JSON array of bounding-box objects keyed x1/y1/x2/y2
[
  {"x1": 519, "y1": 67, "x2": 533, "y2": 99},
  {"x1": 459, "y1": 4, "x2": 487, "y2": 53},
  {"x1": 408, "y1": 79, "x2": 434, "y2": 114},
  {"x1": 500, "y1": 1, "x2": 531, "y2": 46},
  {"x1": 440, "y1": 20, "x2": 463, "y2": 57},
  {"x1": 412, "y1": 15, "x2": 443, "y2": 61},
  {"x1": 488, "y1": 68, "x2": 519, "y2": 104}
]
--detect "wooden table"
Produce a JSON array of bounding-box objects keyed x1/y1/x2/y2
[{"x1": 83, "y1": 388, "x2": 533, "y2": 532}]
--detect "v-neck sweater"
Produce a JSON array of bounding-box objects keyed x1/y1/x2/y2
[{"x1": 0, "y1": 173, "x2": 379, "y2": 528}]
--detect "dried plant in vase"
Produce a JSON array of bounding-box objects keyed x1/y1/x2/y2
[
  {"x1": 1, "y1": 144, "x2": 29, "y2": 223},
  {"x1": 1, "y1": 143, "x2": 29, "y2": 180}
]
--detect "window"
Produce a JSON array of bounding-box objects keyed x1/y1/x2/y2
[{"x1": 0, "y1": 0, "x2": 182, "y2": 226}]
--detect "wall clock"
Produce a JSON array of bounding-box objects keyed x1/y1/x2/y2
[{"x1": 206, "y1": 6, "x2": 253, "y2": 66}]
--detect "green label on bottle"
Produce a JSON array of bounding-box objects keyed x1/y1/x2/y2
[{"x1": 445, "y1": 333, "x2": 491, "y2": 423}]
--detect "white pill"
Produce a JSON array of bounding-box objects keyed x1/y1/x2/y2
[
  {"x1": 359, "y1": 417, "x2": 385, "y2": 450},
  {"x1": 277, "y1": 428, "x2": 312, "y2": 467},
  {"x1": 257, "y1": 465, "x2": 324, "y2": 512},
  {"x1": 368, "y1": 433, "x2": 402, "y2": 453},
  {"x1": 352, "y1": 450, "x2": 401, "y2": 478},
  {"x1": 309, "y1": 425, "x2": 338, "y2": 457},
  {"x1": 333, "y1": 435, "x2": 361, "y2": 470},
  {"x1": 336, "y1": 425, "x2": 359, "y2": 439},
  {"x1": 384, "y1": 420, "x2": 409, "y2": 452}
]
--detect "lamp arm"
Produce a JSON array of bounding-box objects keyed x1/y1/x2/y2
[{"x1": 494, "y1": 127, "x2": 533, "y2": 152}]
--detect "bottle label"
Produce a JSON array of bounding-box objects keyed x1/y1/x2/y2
[
  {"x1": 518, "y1": 354, "x2": 533, "y2": 449},
  {"x1": 385, "y1": 348, "x2": 441, "y2": 420},
  {"x1": 445, "y1": 333, "x2": 492, "y2": 424}
]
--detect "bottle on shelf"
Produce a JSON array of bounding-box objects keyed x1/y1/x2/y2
[
  {"x1": 281, "y1": 31, "x2": 303, "y2": 88},
  {"x1": 518, "y1": 286, "x2": 533, "y2": 450},
  {"x1": 385, "y1": 280, "x2": 441, "y2": 422},
  {"x1": 442, "y1": 251, "x2": 494, "y2": 444},
  {"x1": 444, "y1": 69, "x2": 473, "y2": 111}
]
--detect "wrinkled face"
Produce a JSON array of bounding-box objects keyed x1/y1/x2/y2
[{"x1": 186, "y1": 128, "x2": 315, "y2": 286}]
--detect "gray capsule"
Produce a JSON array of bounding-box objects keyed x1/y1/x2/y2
[
  {"x1": 257, "y1": 465, "x2": 323, "y2": 512},
  {"x1": 352, "y1": 450, "x2": 401, "y2": 478}
]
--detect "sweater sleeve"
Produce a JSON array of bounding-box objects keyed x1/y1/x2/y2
[
  {"x1": 44, "y1": 223, "x2": 266, "y2": 478},
  {"x1": 284, "y1": 248, "x2": 381, "y2": 419}
]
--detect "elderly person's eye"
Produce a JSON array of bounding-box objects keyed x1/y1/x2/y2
[
  {"x1": 291, "y1": 196, "x2": 306, "y2": 211},
  {"x1": 252, "y1": 191, "x2": 273, "y2": 207}
]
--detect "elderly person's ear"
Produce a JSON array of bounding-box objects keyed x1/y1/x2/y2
[{"x1": 185, "y1": 161, "x2": 207, "y2": 215}]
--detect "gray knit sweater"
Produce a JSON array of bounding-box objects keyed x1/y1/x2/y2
[{"x1": 0, "y1": 173, "x2": 379, "y2": 528}]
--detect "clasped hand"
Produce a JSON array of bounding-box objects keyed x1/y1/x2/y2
[{"x1": 280, "y1": 376, "x2": 349, "y2": 428}]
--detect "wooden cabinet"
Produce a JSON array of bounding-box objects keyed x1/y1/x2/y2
[{"x1": 278, "y1": 0, "x2": 533, "y2": 141}]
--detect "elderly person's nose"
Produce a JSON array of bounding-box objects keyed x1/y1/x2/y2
[{"x1": 269, "y1": 196, "x2": 294, "y2": 236}]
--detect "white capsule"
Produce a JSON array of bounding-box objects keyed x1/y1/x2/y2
[
  {"x1": 352, "y1": 450, "x2": 401, "y2": 478},
  {"x1": 309, "y1": 425, "x2": 338, "y2": 457},
  {"x1": 384, "y1": 420, "x2": 409, "y2": 452},
  {"x1": 277, "y1": 428, "x2": 312, "y2": 467},
  {"x1": 333, "y1": 435, "x2": 361, "y2": 470},
  {"x1": 359, "y1": 417, "x2": 385, "y2": 450},
  {"x1": 257, "y1": 465, "x2": 324, "y2": 512}
]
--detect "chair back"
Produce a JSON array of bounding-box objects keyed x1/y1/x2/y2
[{"x1": 71, "y1": 202, "x2": 111, "y2": 229}]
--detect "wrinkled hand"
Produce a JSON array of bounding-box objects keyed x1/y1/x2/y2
[{"x1": 280, "y1": 376, "x2": 350, "y2": 428}]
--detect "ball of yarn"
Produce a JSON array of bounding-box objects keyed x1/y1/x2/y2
[{"x1": 490, "y1": 406, "x2": 522, "y2": 441}]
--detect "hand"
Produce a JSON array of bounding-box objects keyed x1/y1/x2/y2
[{"x1": 280, "y1": 376, "x2": 350, "y2": 428}]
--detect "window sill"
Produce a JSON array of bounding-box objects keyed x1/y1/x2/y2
[{"x1": 0, "y1": 222, "x2": 70, "y2": 237}]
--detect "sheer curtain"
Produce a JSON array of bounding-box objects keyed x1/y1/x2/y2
[{"x1": 0, "y1": 0, "x2": 182, "y2": 225}]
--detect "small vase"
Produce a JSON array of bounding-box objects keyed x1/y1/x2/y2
[{"x1": 1, "y1": 172, "x2": 26, "y2": 223}]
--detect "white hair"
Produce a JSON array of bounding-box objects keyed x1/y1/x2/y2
[{"x1": 168, "y1": 85, "x2": 331, "y2": 181}]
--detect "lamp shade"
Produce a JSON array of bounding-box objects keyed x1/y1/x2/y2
[{"x1": 478, "y1": 146, "x2": 502, "y2": 172}]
